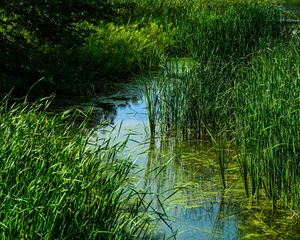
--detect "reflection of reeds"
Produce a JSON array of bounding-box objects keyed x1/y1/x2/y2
[{"x1": 207, "y1": 129, "x2": 230, "y2": 189}]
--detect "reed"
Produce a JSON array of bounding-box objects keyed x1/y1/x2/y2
[
  {"x1": 143, "y1": 75, "x2": 161, "y2": 138},
  {"x1": 0, "y1": 96, "x2": 171, "y2": 239},
  {"x1": 235, "y1": 40, "x2": 300, "y2": 207}
]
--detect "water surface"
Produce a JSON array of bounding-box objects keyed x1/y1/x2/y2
[{"x1": 51, "y1": 58, "x2": 300, "y2": 239}]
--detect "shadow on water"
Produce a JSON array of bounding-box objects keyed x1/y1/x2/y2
[{"x1": 50, "y1": 80, "x2": 145, "y2": 128}]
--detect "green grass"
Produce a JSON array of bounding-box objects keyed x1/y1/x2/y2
[{"x1": 0, "y1": 96, "x2": 171, "y2": 239}]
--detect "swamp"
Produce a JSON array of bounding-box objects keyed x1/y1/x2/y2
[{"x1": 0, "y1": 0, "x2": 300, "y2": 239}]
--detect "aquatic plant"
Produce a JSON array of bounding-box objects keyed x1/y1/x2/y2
[{"x1": 143, "y1": 75, "x2": 160, "y2": 138}]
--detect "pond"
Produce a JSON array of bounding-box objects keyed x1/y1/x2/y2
[{"x1": 51, "y1": 63, "x2": 300, "y2": 239}]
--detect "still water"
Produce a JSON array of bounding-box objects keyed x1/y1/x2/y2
[{"x1": 52, "y1": 73, "x2": 300, "y2": 239}]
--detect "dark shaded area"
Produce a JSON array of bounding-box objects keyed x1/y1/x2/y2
[{"x1": 0, "y1": 0, "x2": 134, "y2": 97}]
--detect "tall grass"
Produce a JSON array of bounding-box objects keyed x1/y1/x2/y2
[
  {"x1": 235, "y1": 40, "x2": 300, "y2": 207},
  {"x1": 142, "y1": 0, "x2": 288, "y2": 138},
  {"x1": 0, "y1": 96, "x2": 171, "y2": 239}
]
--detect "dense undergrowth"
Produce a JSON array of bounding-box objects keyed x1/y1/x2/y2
[{"x1": 0, "y1": 0, "x2": 173, "y2": 96}]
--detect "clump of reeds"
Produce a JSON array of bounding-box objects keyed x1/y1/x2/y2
[
  {"x1": 142, "y1": 0, "x2": 288, "y2": 139},
  {"x1": 0, "y1": 96, "x2": 171, "y2": 239},
  {"x1": 143, "y1": 60, "x2": 193, "y2": 139},
  {"x1": 143, "y1": 75, "x2": 160, "y2": 138},
  {"x1": 235, "y1": 40, "x2": 300, "y2": 207}
]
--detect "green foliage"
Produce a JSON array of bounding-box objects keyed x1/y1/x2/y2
[
  {"x1": 0, "y1": 0, "x2": 174, "y2": 96},
  {"x1": 0, "y1": 0, "x2": 137, "y2": 96},
  {"x1": 80, "y1": 21, "x2": 171, "y2": 77}
]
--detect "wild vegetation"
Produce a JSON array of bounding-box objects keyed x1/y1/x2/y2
[
  {"x1": 0, "y1": 0, "x2": 172, "y2": 96},
  {"x1": 1, "y1": 0, "x2": 300, "y2": 238}
]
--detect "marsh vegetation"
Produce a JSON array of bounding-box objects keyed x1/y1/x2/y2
[{"x1": 1, "y1": 0, "x2": 300, "y2": 239}]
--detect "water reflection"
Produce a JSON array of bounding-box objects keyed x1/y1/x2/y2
[
  {"x1": 72, "y1": 80, "x2": 244, "y2": 239},
  {"x1": 50, "y1": 75, "x2": 300, "y2": 239},
  {"x1": 143, "y1": 139, "x2": 240, "y2": 239},
  {"x1": 90, "y1": 82, "x2": 300, "y2": 239},
  {"x1": 50, "y1": 80, "x2": 144, "y2": 128}
]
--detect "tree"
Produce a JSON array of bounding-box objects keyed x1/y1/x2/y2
[
  {"x1": 0, "y1": 0, "x2": 132, "y2": 95},
  {"x1": 0, "y1": 0, "x2": 118, "y2": 46}
]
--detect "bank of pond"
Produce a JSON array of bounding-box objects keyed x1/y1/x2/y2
[{"x1": 1, "y1": 0, "x2": 300, "y2": 239}]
